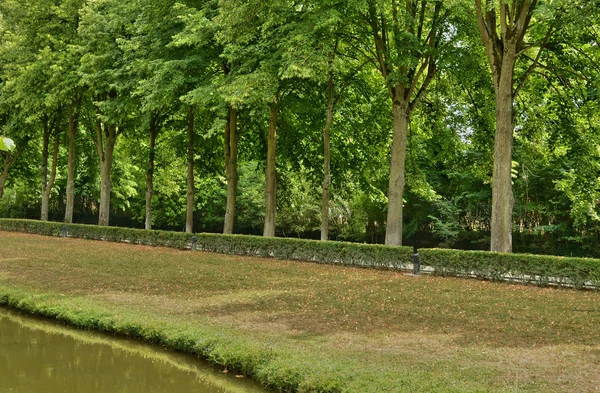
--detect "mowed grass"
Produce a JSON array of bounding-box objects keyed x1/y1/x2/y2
[{"x1": 2, "y1": 231, "x2": 600, "y2": 392}]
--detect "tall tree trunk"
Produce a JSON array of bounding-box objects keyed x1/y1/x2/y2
[
  {"x1": 186, "y1": 106, "x2": 195, "y2": 234},
  {"x1": 0, "y1": 148, "x2": 22, "y2": 199},
  {"x1": 223, "y1": 106, "x2": 238, "y2": 234},
  {"x1": 490, "y1": 55, "x2": 516, "y2": 252},
  {"x1": 263, "y1": 104, "x2": 278, "y2": 237},
  {"x1": 321, "y1": 72, "x2": 335, "y2": 241},
  {"x1": 385, "y1": 99, "x2": 410, "y2": 246},
  {"x1": 65, "y1": 102, "x2": 77, "y2": 223},
  {"x1": 41, "y1": 119, "x2": 60, "y2": 221},
  {"x1": 0, "y1": 162, "x2": 10, "y2": 199},
  {"x1": 96, "y1": 119, "x2": 117, "y2": 227},
  {"x1": 366, "y1": 3, "x2": 440, "y2": 247},
  {"x1": 475, "y1": 0, "x2": 538, "y2": 252},
  {"x1": 145, "y1": 114, "x2": 158, "y2": 230},
  {"x1": 40, "y1": 116, "x2": 50, "y2": 221}
]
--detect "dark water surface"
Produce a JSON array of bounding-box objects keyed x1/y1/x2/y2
[{"x1": 0, "y1": 308, "x2": 267, "y2": 393}]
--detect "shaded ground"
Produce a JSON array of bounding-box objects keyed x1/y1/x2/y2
[{"x1": 2, "y1": 231, "x2": 600, "y2": 392}]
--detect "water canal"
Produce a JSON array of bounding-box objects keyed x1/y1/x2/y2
[{"x1": 0, "y1": 308, "x2": 267, "y2": 393}]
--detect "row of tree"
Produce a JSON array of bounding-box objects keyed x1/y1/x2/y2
[{"x1": 1, "y1": 0, "x2": 599, "y2": 254}]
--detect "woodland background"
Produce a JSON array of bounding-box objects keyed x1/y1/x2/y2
[{"x1": 1, "y1": 0, "x2": 599, "y2": 257}]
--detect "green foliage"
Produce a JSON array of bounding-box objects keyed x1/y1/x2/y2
[
  {"x1": 234, "y1": 161, "x2": 265, "y2": 234},
  {"x1": 0, "y1": 0, "x2": 599, "y2": 257},
  {"x1": 0, "y1": 180, "x2": 39, "y2": 218},
  {"x1": 419, "y1": 248, "x2": 600, "y2": 289},
  {"x1": 0, "y1": 218, "x2": 413, "y2": 269}
]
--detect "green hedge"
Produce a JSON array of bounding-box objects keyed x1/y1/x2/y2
[
  {"x1": 0, "y1": 219, "x2": 193, "y2": 249},
  {"x1": 0, "y1": 219, "x2": 413, "y2": 270},
  {"x1": 4, "y1": 219, "x2": 600, "y2": 288},
  {"x1": 419, "y1": 248, "x2": 600, "y2": 289}
]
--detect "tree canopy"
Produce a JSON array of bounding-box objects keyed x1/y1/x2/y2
[{"x1": 0, "y1": 0, "x2": 599, "y2": 256}]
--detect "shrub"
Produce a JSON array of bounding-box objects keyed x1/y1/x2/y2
[
  {"x1": 0, "y1": 219, "x2": 413, "y2": 270},
  {"x1": 419, "y1": 248, "x2": 600, "y2": 289}
]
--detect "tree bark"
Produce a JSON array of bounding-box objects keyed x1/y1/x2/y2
[
  {"x1": 0, "y1": 169, "x2": 8, "y2": 198},
  {"x1": 0, "y1": 148, "x2": 22, "y2": 199},
  {"x1": 41, "y1": 118, "x2": 60, "y2": 221},
  {"x1": 40, "y1": 116, "x2": 50, "y2": 221},
  {"x1": 321, "y1": 72, "x2": 335, "y2": 241},
  {"x1": 64, "y1": 102, "x2": 77, "y2": 223},
  {"x1": 223, "y1": 105, "x2": 238, "y2": 234},
  {"x1": 490, "y1": 55, "x2": 516, "y2": 252},
  {"x1": 263, "y1": 103, "x2": 278, "y2": 237},
  {"x1": 145, "y1": 114, "x2": 158, "y2": 230},
  {"x1": 474, "y1": 0, "x2": 537, "y2": 252},
  {"x1": 0, "y1": 161, "x2": 10, "y2": 199},
  {"x1": 385, "y1": 99, "x2": 410, "y2": 246},
  {"x1": 186, "y1": 106, "x2": 195, "y2": 234},
  {"x1": 366, "y1": 2, "x2": 441, "y2": 247},
  {"x1": 96, "y1": 119, "x2": 117, "y2": 227}
]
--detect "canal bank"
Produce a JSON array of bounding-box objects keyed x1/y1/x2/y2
[
  {"x1": 0, "y1": 284, "x2": 352, "y2": 393},
  {"x1": 0, "y1": 307, "x2": 267, "y2": 393}
]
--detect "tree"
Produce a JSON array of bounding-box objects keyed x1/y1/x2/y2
[
  {"x1": 0, "y1": 0, "x2": 73, "y2": 219},
  {"x1": 47, "y1": 0, "x2": 83, "y2": 224},
  {"x1": 40, "y1": 115, "x2": 60, "y2": 221},
  {"x1": 276, "y1": 1, "x2": 347, "y2": 241},
  {"x1": 123, "y1": 0, "x2": 187, "y2": 230},
  {"x1": 170, "y1": 0, "x2": 225, "y2": 233},
  {"x1": 216, "y1": 0, "x2": 298, "y2": 237},
  {"x1": 222, "y1": 75, "x2": 238, "y2": 235},
  {"x1": 474, "y1": 0, "x2": 573, "y2": 252},
  {"x1": 539, "y1": 2, "x2": 600, "y2": 235},
  {"x1": 360, "y1": 0, "x2": 448, "y2": 246},
  {"x1": 78, "y1": 0, "x2": 139, "y2": 226}
]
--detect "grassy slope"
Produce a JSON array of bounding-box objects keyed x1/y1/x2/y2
[{"x1": 2, "y1": 231, "x2": 600, "y2": 392}]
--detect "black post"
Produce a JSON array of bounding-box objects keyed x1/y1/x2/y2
[
  {"x1": 191, "y1": 235, "x2": 197, "y2": 251},
  {"x1": 61, "y1": 225, "x2": 67, "y2": 238},
  {"x1": 412, "y1": 252, "x2": 420, "y2": 275}
]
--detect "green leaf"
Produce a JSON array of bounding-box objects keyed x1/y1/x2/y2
[{"x1": 0, "y1": 137, "x2": 16, "y2": 152}]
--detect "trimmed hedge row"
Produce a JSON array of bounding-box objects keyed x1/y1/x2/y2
[
  {"x1": 5, "y1": 219, "x2": 598, "y2": 288},
  {"x1": 0, "y1": 219, "x2": 194, "y2": 249},
  {"x1": 419, "y1": 248, "x2": 600, "y2": 289},
  {"x1": 0, "y1": 219, "x2": 413, "y2": 270}
]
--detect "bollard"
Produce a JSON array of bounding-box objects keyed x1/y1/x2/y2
[
  {"x1": 412, "y1": 252, "x2": 420, "y2": 275},
  {"x1": 191, "y1": 236, "x2": 197, "y2": 251},
  {"x1": 61, "y1": 225, "x2": 67, "y2": 238}
]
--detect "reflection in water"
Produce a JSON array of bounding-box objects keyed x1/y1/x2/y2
[{"x1": 0, "y1": 308, "x2": 265, "y2": 393}]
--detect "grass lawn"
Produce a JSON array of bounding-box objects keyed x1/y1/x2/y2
[{"x1": 2, "y1": 231, "x2": 600, "y2": 392}]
